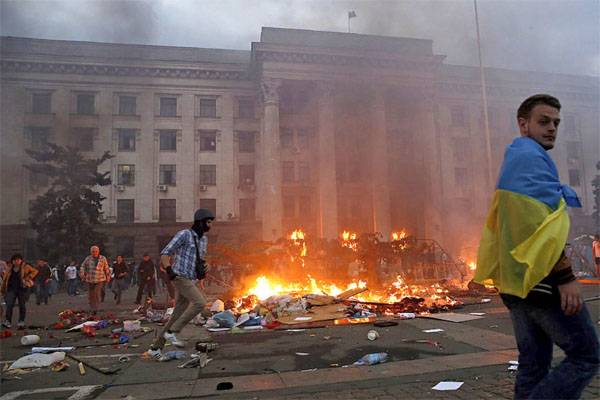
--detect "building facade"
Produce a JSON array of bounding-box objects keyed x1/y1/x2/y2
[{"x1": 1, "y1": 28, "x2": 598, "y2": 261}]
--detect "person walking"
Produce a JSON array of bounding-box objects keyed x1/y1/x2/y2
[
  {"x1": 65, "y1": 260, "x2": 78, "y2": 296},
  {"x1": 80, "y1": 246, "x2": 110, "y2": 314},
  {"x1": 34, "y1": 259, "x2": 51, "y2": 305},
  {"x1": 146, "y1": 209, "x2": 214, "y2": 358},
  {"x1": 112, "y1": 255, "x2": 128, "y2": 305},
  {"x1": 135, "y1": 254, "x2": 155, "y2": 304},
  {"x1": 592, "y1": 234, "x2": 600, "y2": 278},
  {"x1": 1, "y1": 254, "x2": 38, "y2": 329}
]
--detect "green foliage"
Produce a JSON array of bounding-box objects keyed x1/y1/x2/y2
[
  {"x1": 26, "y1": 143, "x2": 113, "y2": 263},
  {"x1": 593, "y1": 161, "x2": 600, "y2": 231}
]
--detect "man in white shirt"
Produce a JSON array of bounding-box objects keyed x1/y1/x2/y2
[{"x1": 65, "y1": 261, "x2": 78, "y2": 296}]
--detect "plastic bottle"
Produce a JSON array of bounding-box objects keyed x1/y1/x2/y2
[
  {"x1": 353, "y1": 352, "x2": 388, "y2": 366},
  {"x1": 159, "y1": 350, "x2": 187, "y2": 362}
]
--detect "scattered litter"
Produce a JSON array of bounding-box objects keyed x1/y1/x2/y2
[
  {"x1": 402, "y1": 339, "x2": 444, "y2": 349},
  {"x1": 123, "y1": 320, "x2": 141, "y2": 332},
  {"x1": 295, "y1": 352, "x2": 310, "y2": 356},
  {"x1": 0, "y1": 330, "x2": 13, "y2": 339},
  {"x1": 286, "y1": 329, "x2": 306, "y2": 332},
  {"x1": 489, "y1": 325, "x2": 499, "y2": 328},
  {"x1": 422, "y1": 328, "x2": 445, "y2": 333},
  {"x1": 508, "y1": 364, "x2": 518, "y2": 371},
  {"x1": 196, "y1": 342, "x2": 218, "y2": 352},
  {"x1": 432, "y1": 381, "x2": 464, "y2": 391},
  {"x1": 216, "y1": 382, "x2": 233, "y2": 391},
  {"x1": 373, "y1": 320, "x2": 398, "y2": 327},
  {"x1": 66, "y1": 321, "x2": 98, "y2": 332},
  {"x1": 294, "y1": 317, "x2": 312, "y2": 321},
  {"x1": 207, "y1": 327, "x2": 231, "y2": 332},
  {"x1": 353, "y1": 352, "x2": 388, "y2": 366},
  {"x1": 323, "y1": 336, "x2": 331, "y2": 340},
  {"x1": 78, "y1": 362, "x2": 86, "y2": 375},
  {"x1": 50, "y1": 361, "x2": 69, "y2": 372},
  {"x1": 9, "y1": 352, "x2": 66, "y2": 370},
  {"x1": 210, "y1": 299, "x2": 225, "y2": 313},
  {"x1": 367, "y1": 330, "x2": 379, "y2": 341},
  {"x1": 395, "y1": 313, "x2": 416, "y2": 320},
  {"x1": 20, "y1": 335, "x2": 40, "y2": 346},
  {"x1": 301, "y1": 368, "x2": 318, "y2": 372},
  {"x1": 243, "y1": 325, "x2": 263, "y2": 330},
  {"x1": 159, "y1": 351, "x2": 187, "y2": 362},
  {"x1": 481, "y1": 298, "x2": 491, "y2": 303},
  {"x1": 213, "y1": 310, "x2": 236, "y2": 328},
  {"x1": 469, "y1": 312, "x2": 486, "y2": 316},
  {"x1": 32, "y1": 347, "x2": 75, "y2": 354},
  {"x1": 178, "y1": 353, "x2": 211, "y2": 368},
  {"x1": 119, "y1": 356, "x2": 130, "y2": 363},
  {"x1": 509, "y1": 360, "x2": 519, "y2": 365}
]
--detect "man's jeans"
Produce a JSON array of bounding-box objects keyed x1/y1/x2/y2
[
  {"x1": 502, "y1": 294, "x2": 600, "y2": 399},
  {"x1": 35, "y1": 283, "x2": 49, "y2": 305},
  {"x1": 67, "y1": 279, "x2": 77, "y2": 296},
  {"x1": 4, "y1": 290, "x2": 27, "y2": 323}
]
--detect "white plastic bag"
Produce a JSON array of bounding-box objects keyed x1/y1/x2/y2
[{"x1": 9, "y1": 351, "x2": 65, "y2": 369}]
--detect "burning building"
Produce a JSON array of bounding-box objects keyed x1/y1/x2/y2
[{"x1": 1, "y1": 27, "x2": 598, "y2": 260}]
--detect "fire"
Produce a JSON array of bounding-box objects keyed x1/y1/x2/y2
[
  {"x1": 341, "y1": 230, "x2": 358, "y2": 251},
  {"x1": 391, "y1": 230, "x2": 408, "y2": 241},
  {"x1": 468, "y1": 261, "x2": 476, "y2": 271},
  {"x1": 289, "y1": 229, "x2": 308, "y2": 259},
  {"x1": 290, "y1": 229, "x2": 305, "y2": 241}
]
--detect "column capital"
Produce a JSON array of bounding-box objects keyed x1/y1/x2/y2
[{"x1": 260, "y1": 78, "x2": 282, "y2": 105}]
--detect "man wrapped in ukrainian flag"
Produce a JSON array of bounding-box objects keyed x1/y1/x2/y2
[{"x1": 474, "y1": 94, "x2": 599, "y2": 399}]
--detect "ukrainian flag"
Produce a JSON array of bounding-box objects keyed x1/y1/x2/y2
[{"x1": 474, "y1": 137, "x2": 581, "y2": 298}]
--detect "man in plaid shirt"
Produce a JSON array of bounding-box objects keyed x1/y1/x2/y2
[
  {"x1": 147, "y1": 208, "x2": 214, "y2": 356},
  {"x1": 80, "y1": 245, "x2": 110, "y2": 314}
]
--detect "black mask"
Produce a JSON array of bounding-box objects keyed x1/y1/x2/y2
[{"x1": 191, "y1": 218, "x2": 212, "y2": 237}]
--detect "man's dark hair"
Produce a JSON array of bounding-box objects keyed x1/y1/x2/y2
[
  {"x1": 517, "y1": 94, "x2": 561, "y2": 120},
  {"x1": 10, "y1": 254, "x2": 23, "y2": 262}
]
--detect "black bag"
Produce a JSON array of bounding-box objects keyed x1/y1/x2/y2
[{"x1": 191, "y1": 230, "x2": 207, "y2": 280}]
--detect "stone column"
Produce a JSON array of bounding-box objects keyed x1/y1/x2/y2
[
  {"x1": 370, "y1": 87, "x2": 392, "y2": 240},
  {"x1": 316, "y1": 82, "x2": 339, "y2": 239},
  {"x1": 259, "y1": 78, "x2": 283, "y2": 241}
]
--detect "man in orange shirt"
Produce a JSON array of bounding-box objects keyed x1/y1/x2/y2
[{"x1": 593, "y1": 234, "x2": 600, "y2": 278}]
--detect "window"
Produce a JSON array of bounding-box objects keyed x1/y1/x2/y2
[
  {"x1": 159, "y1": 164, "x2": 176, "y2": 186},
  {"x1": 159, "y1": 199, "x2": 176, "y2": 222},
  {"x1": 75, "y1": 128, "x2": 95, "y2": 151},
  {"x1": 159, "y1": 97, "x2": 177, "y2": 117},
  {"x1": 29, "y1": 127, "x2": 49, "y2": 151},
  {"x1": 199, "y1": 164, "x2": 216, "y2": 185},
  {"x1": 299, "y1": 195, "x2": 312, "y2": 216},
  {"x1": 199, "y1": 199, "x2": 217, "y2": 217},
  {"x1": 239, "y1": 198, "x2": 256, "y2": 221},
  {"x1": 118, "y1": 129, "x2": 136, "y2": 152},
  {"x1": 282, "y1": 161, "x2": 295, "y2": 183},
  {"x1": 238, "y1": 131, "x2": 255, "y2": 153},
  {"x1": 454, "y1": 167, "x2": 468, "y2": 188},
  {"x1": 159, "y1": 130, "x2": 177, "y2": 151},
  {"x1": 450, "y1": 106, "x2": 465, "y2": 127},
  {"x1": 117, "y1": 164, "x2": 135, "y2": 186},
  {"x1": 119, "y1": 96, "x2": 137, "y2": 115},
  {"x1": 280, "y1": 128, "x2": 293, "y2": 149},
  {"x1": 76, "y1": 94, "x2": 95, "y2": 115},
  {"x1": 199, "y1": 130, "x2": 217, "y2": 152},
  {"x1": 32, "y1": 93, "x2": 51, "y2": 114},
  {"x1": 283, "y1": 196, "x2": 295, "y2": 218},
  {"x1": 239, "y1": 165, "x2": 255, "y2": 186},
  {"x1": 298, "y1": 161, "x2": 310, "y2": 183},
  {"x1": 568, "y1": 169, "x2": 581, "y2": 186},
  {"x1": 117, "y1": 199, "x2": 135, "y2": 223},
  {"x1": 199, "y1": 98, "x2": 217, "y2": 118},
  {"x1": 566, "y1": 142, "x2": 580, "y2": 160},
  {"x1": 297, "y1": 128, "x2": 309, "y2": 149},
  {"x1": 114, "y1": 236, "x2": 135, "y2": 258},
  {"x1": 238, "y1": 98, "x2": 254, "y2": 119}
]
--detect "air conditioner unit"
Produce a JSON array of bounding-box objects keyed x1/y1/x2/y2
[
  {"x1": 199, "y1": 185, "x2": 208, "y2": 192},
  {"x1": 116, "y1": 185, "x2": 125, "y2": 192},
  {"x1": 157, "y1": 184, "x2": 168, "y2": 192}
]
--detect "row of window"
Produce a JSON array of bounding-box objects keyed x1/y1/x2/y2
[
  {"x1": 29, "y1": 92, "x2": 257, "y2": 119},
  {"x1": 115, "y1": 198, "x2": 256, "y2": 224}
]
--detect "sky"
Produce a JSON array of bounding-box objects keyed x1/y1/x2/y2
[{"x1": 1, "y1": 0, "x2": 598, "y2": 76}]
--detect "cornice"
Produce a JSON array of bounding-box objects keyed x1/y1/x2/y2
[{"x1": 0, "y1": 60, "x2": 250, "y2": 81}]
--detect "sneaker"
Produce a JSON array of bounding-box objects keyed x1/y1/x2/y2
[
  {"x1": 2, "y1": 320, "x2": 11, "y2": 328},
  {"x1": 144, "y1": 348, "x2": 162, "y2": 360},
  {"x1": 17, "y1": 321, "x2": 25, "y2": 330},
  {"x1": 163, "y1": 331, "x2": 185, "y2": 347}
]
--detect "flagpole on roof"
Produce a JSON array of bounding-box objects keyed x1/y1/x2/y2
[{"x1": 348, "y1": 10, "x2": 356, "y2": 33}]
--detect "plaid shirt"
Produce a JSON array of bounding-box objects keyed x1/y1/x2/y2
[
  {"x1": 80, "y1": 255, "x2": 110, "y2": 283},
  {"x1": 161, "y1": 229, "x2": 207, "y2": 280}
]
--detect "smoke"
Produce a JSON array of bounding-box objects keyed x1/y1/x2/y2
[{"x1": 1, "y1": 0, "x2": 598, "y2": 75}]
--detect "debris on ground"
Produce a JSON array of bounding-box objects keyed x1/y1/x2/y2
[
  {"x1": 9, "y1": 351, "x2": 66, "y2": 370},
  {"x1": 353, "y1": 352, "x2": 388, "y2": 366},
  {"x1": 432, "y1": 381, "x2": 464, "y2": 391}
]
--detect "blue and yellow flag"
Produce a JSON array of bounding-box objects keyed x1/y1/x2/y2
[{"x1": 474, "y1": 137, "x2": 581, "y2": 298}]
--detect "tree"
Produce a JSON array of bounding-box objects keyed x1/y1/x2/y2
[
  {"x1": 26, "y1": 143, "x2": 113, "y2": 263},
  {"x1": 593, "y1": 160, "x2": 600, "y2": 232}
]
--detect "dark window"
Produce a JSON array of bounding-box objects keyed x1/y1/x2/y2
[
  {"x1": 159, "y1": 164, "x2": 176, "y2": 186},
  {"x1": 239, "y1": 165, "x2": 255, "y2": 186},
  {"x1": 199, "y1": 98, "x2": 217, "y2": 118},
  {"x1": 32, "y1": 93, "x2": 51, "y2": 114},
  {"x1": 76, "y1": 128, "x2": 95, "y2": 151},
  {"x1": 117, "y1": 199, "x2": 134, "y2": 223},
  {"x1": 450, "y1": 106, "x2": 465, "y2": 127},
  {"x1": 199, "y1": 198, "x2": 217, "y2": 217},
  {"x1": 119, "y1": 96, "x2": 137, "y2": 115},
  {"x1": 238, "y1": 131, "x2": 255, "y2": 153},
  {"x1": 159, "y1": 97, "x2": 177, "y2": 117},
  {"x1": 282, "y1": 161, "x2": 295, "y2": 183},
  {"x1": 298, "y1": 195, "x2": 312, "y2": 216},
  {"x1": 298, "y1": 162, "x2": 310, "y2": 183},
  {"x1": 117, "y1": 164, "x2": 135, "y2": 186},
  {"x1": 159, "y1": 130, "x2": 177, "y2": 151},
  {"x1": 297, "y1": 128, "x2": 309, "y2": 149},
  {"x1": 568, "y1": 169, "x2": 581, "y2": 186},
  {"x1": 76, "y1": 94, "x2": 95, "y2": 115},
  {"x1": 29, "y1": 166, "x2": 49, "y2": 189},
  {"x1": 199, "y1": 164, "x2": 216, "y2": 185},
  {"x1": 566, "y1": 142, "x2": 580, "y2": 160},
  {"x1": 159, "y1": 199, "x2": 176, "y2": 222},
  {"x1": 118, "y1": 129, "x2": 136, "y2": 152},
  {"x1": 199, "y1": 130, "x2": 217, "y2": 152},
  {"x1": 283, "y1": 196, "x2": 295, "y2": 218},
  {"x1": 238, "y1": 98, "x2": 255, "y2": 119},
  {"x1": 114, "y1": 236, "x2": 135, "y2": 258},
  {"x1": 280, "y1": 128, "x2": 293, "y2": 149},
  {"x1": 29, "y1": 127, "x2": 49, "y2": 151},
  {"x1": 239, "y1": 198, "x2": 255, "y2": 221}
]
